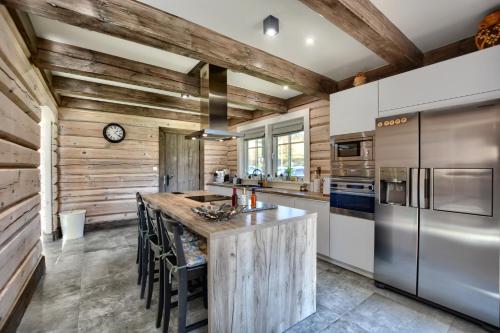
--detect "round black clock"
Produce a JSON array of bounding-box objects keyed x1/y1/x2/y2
[{"x1": 103, "y1": 123, "x2": 126, "y2": 143}]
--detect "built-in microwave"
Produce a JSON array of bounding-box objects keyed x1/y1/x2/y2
[
  {"x1": 331, "y1": 131, "x2": 375, "y2": 179},
  {"x1": 333, "y1": 132, "x2": 373, "y2": 162}
]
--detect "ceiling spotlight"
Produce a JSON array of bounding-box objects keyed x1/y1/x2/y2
[
  {"x1": 283, "y1": 85, "x2": 289, "y2": 90},
  {"x1": 263, "y1": 15, "x2": 279, "y2": 37},
  {"x1": 218, "y1": 139, "x2": 224, "y2": 142},
  {"x1": 181, "y1": 93, "x2": 190, "y2": 99},
  {"x1": 231, "y1": 136, "x2": 237, "y2": 139},
  {"x1": 202, "y1": 133, "x2": 208, "y2": 137},
  {"x1": 306, "y1": 37, "x2": 315, "y2": 46},
  {"x1": 191, "y1": 137, "x2": 197, "y2": 140}
]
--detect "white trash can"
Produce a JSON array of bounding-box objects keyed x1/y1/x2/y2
[{"x1": 59, "y1": 209, "x2": 86, "y2": 240}]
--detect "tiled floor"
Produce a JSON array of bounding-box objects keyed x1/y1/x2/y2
[{"x1": 17, "y1": 224, "x2": 490, "y2": 333}]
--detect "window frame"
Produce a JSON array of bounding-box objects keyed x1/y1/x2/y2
[
  {"x1": 272, "y1": 130, "x2": 305, "y2": 178},
  {"x1": 244, "y1": 137, "x2": 265, "y2": 176},
  {"x1": 237, "y1": 108, "x2": 310, "y2": 182}
]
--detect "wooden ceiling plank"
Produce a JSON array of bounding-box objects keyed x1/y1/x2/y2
[
  {"x1": 34, "y1": 39, "x2": 286, "y2": 113},
  {"x1": 300, "y1": 0, "x2": 423, "y2": 69},
  {"x1": 3, "y1": 0, "x2": 336, "y2": 98}
]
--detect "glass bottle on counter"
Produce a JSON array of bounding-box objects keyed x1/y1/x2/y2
[
  {"x1": 250, "y1": 188, "x2": 257, "y2": 209},
  {"x1": 231, "y1": 187, "x2": 238, "y2": 207}
]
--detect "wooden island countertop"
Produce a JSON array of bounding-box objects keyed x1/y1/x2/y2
[
  {"x1": 143, "y1": 190, "x2": 316, "y2": 239},
  {"x1": 142, "y1": 191, "x2": 317, "y2": 333}
]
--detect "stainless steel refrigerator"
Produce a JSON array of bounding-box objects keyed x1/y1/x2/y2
[{"x1": 374, "y1": 102, "x2": 500, "y2": 327}]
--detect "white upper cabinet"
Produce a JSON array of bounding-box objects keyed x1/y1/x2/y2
[
  {"x1": 379, "y1": 46, "x2": 500, "y2": 115},
  {"x1": 330, "y1": 81, "x2": 379, "y2": 136}
]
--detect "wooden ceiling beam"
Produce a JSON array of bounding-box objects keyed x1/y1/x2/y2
[
  {"x1": 52, "y1": 76, "x2": 254, "y2": 120},
  {"x1": 187, "y1": 61, "x2": 205, "y2": 77},
  {"x1": 337, "y1": 36, "x2": 477, "y2": 91},
  {"x1": 52, "y1": 76, "x2": 200, "y2": 112},
  {"x1": 227, "y1": 85, "x2": 287, "y2": 114},
  {"x1": 35, "y1": 38, "x2": 200, "y2": 96},
  {"x1": 3, "y1": 0, "x2": 336, "y2": 98},
  {"x1": 7, "y1": 8, "x2": 37, "y2": 55},
  {"x1": 286, "y1": 94, "x2": 324, "y2": 109},
  {"x1": 34, "y1": 39, "x2": 287, "y2": 113},
  {"x1": 300, "y1": 0, "x2": 423, "y2": 69},
  {"x1": 60, "y1": 96, "x2": 202, "y2": 123}
]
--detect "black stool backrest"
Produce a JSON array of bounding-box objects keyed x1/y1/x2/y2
[
  {"x1": 159, "y1": 211, "x2": 187, "y2": 268},
  {"x1": 145, "y1": 204, "x2": 162, "y2": 246},
  {"x1": 135, "y1": 192, "x2": 147, "y2": 231}
]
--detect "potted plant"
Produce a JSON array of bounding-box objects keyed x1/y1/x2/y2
[{"x1": 285, "y1": 167, "x2": 294, "y2": 181}]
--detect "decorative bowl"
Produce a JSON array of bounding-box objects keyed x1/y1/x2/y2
[{"x1": 192, "y1": 203, "x2": 245, "y2": 222}]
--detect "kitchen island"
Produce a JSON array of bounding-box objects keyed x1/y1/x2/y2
[{"x1": 143, "y1": 191, "x2": 317, "y2": 333}]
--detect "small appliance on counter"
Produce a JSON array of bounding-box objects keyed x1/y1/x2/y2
[
  {"x1": 214, "y1": 170, "x2": 225, "y2": 183},
  {"x1": 322, "y1": 177, "x2": 331, "y2": 196},
  {"x1": 330, "y1": 131, "x2": 375, "y2": 220}
]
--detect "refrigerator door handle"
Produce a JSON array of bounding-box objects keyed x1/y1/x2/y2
[
  {"x1": 419, "y1": 168, "x2": 430, "y2": 209},
  {"x1": 410, "y1": 168, "x2": 419, "y2": 208}
]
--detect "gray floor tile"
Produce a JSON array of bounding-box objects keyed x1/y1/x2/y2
[{"x1": 17, "y1": 224, "x2": 492, "y2": 333}]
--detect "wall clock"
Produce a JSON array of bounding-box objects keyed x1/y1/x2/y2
[{"x1": 103, "y1": 123, "x2": 126, "y2": 143}]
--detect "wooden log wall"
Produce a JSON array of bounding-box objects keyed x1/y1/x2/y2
[
  {"x1": 203, "y1": 141, "x2": 229, "y2": 185},
  {"x1": 0, "y1": 6, "x2": 55, "y2": 330},
  {"x1": 57, "y1": 108, "x2": 199, "y2": 225},
  {"x1": 308, "y1": 100, "x2": 331, "y2": 178}
]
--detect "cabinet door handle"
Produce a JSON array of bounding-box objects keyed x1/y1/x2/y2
[{"x1": 419, "y1": 168, "x2": 430, "y2": 209}]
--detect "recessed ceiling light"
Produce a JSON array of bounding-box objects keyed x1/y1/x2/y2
[
  {"x1": 191, "y1": 137, "x2": 197, "y2": 140},
  {"x1": 202, "y1": 133, "x2": 208, "y2": 137},
  {"x1": 306, "y1": 37, "x2": 315, "y2": 46},
  {"x1": 263, "y1": 15, "x2": 279, "y2": 37},
  {"x1": 181, "y1": 93, "x2": 190, "y2": 99},
  {"x1": 231, "y1": 136, "x2": 237, "y2": 139},
  {"x1": 283, "y1": 85, "x2": 289, "y2": 90}
]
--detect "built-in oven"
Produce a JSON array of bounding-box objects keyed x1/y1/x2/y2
[
  {"x1": 331, "y1": 131, "x2": 375, "y2": 219},
  {"x1": 330, "y1": 177, "x2": 375, "y2": 220}
]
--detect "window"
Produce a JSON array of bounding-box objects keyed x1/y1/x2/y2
[
  {"x1": 245, "y1": 137, "x2": 265, "y2": 176},
  {"x1": 274, "y1": 131, "x2": 305, "y2": 178}
]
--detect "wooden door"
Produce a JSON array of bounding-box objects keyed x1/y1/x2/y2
[{"x1": 159, "y1": 129, "x2": 201, "y2": 192}]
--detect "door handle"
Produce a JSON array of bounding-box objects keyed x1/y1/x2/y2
[
  {"x1": 419, "y1": 168, "x2": 430, "y2": 209},
  {"x1": 410, "y1": 168, "x2": 418, "y2": 208},
  {"x1": 165, "y1": 174, "x2": 174, "y2": 187}
]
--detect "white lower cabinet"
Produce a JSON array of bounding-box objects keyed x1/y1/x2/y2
[
  {"x1": 330, "y1": 213, "x2": 374, "y2": 274},
  {"x1": 294, "y1": 198, "x2": 330, "y2": 257},
  {"x1": 206, "y1": 186, "x2": 331, "y2": 257},
  {"x1": 266, "y1": 193, "x2": 293, "y2": 207}
]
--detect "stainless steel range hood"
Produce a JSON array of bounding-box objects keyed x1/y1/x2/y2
[{"x1": 186, "y1": 64, "x2": 242, "y2": 141}]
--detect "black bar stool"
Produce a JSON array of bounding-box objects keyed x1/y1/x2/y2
[
  {"x1": 144, "y1": 204, "x2": 164, "y2": 316},
  {"x1": 135, "y1": 193, "x2": 148, "y2": 291},
  {"x1": 158, "y1": 211, "x2": 208, "y2": 333}
]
